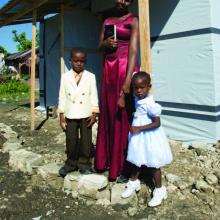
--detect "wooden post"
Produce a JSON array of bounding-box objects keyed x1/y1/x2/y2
[
  {"x1": 138, "y1": 0, "x2": 152, "y2": 73},
  {"x1": 30, "y1": 9, "x2": 37, "y2": 131},
  {"x1": 60, "y1": 4, "x2": 65, "y2": 74}
]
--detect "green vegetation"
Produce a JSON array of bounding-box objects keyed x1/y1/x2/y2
[
  {"x1": 0, "y1": 74, "x2": 30, "y2": 101},
  {"x1": 12, "y1": 29, "x2": 39, "y2": 52},
  {"x1": 0, "y1": 45, "x2": 10, "y2": 57},
  {"x1": 0, "y1": 80, "x2": 29, "y2": 94}
]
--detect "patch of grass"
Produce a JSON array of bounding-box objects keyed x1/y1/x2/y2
[{"x1": 0, "y1": 80, "x2": 29, "y2": 94}]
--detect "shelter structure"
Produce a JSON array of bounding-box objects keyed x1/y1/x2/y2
[
  {"x1": 5, "y1": 48, "x2": 39, "y2": 76},
  {"x1": 0, "y1": 0, "x2": 220, "y2": 144}
]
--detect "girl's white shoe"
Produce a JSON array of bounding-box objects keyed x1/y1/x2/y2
[
  {"x1": 148, "y1": 186, "x2": 167, "y2": 207},
  {"x1": 121, "y1": 179, "x2": 141, "y2": 198}
]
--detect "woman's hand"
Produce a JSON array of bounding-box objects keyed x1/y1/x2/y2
[
  {"x1": 122, "y1": 77, "x2": 131, "y2": 94},
  {"x1": 60, "y1": 113, "x2": 67, "y2": 131},
  {"x1": 87, "y1": 113, "x2": 97, "y2": 128},
  {"x1": 103, "y1": 36, "x2": 117, "y2": 48},
  {"x1": 117, "y1": 93, "x2": 125, "y2": 108},
  {"x1": 130, "y1": 126, "x2": 141, "y2": 134}
]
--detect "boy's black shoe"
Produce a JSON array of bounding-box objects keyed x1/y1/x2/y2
[
  {"x1": 79, "y1": 168, "x2": 95, "y2": 175},
  {"x1": 116, "y1": 175, "x2": 129, "y2": 183},
  {"x1": 59, "y1": 166, "x2": 78, "y2": 177}
]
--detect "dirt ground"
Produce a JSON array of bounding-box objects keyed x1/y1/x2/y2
[{"x1": 0, "y1": 99, "x2": 220, "y2": 220}]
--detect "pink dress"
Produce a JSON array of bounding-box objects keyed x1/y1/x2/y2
[{"x1": 95, "y1": 14, "x2": 139, "y2": 180}]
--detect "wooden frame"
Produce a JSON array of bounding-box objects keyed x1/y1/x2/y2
[
  {"x1": 1, "y1": 0, "x2": 152, "y2": 130},
  {"x1": 0, "y1": 0, "x2": 48, "y2": 27},
  {"x1": 138, "y1": 0, "x2": 152, "y2": 73},
  {"x1": 30, "y1": 9, "x2": 37, "y2": 131},
  {"x1": 60, "y1": 4, "x2": 65, "y2": 75}
]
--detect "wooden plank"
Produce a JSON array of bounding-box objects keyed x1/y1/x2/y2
[
  {"x1": 64, "y1": 47, "x2": 100, "y2": 54},
  {"x1": 138, "y1": 0, "x2": 152, "y2": 73},
  {"x1": 60, "y1": 4, "x2": 65, "y2": 75},
  {"x1": 0, "y1": 0, "x2": 48, "y2": 27},
  {"x1": 30, "y1": 9, "x2": 37, "y2": 131},
  {"x1": 0, "y1": 0, "x2": 21, "y2": 14}
]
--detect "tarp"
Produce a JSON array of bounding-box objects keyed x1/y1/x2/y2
[{"x1": 39, "y1": 0, "x2": 220, "y2": 144}]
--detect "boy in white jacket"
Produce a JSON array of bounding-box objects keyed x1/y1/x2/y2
[{"x1": 58, "y1": 48, "x2": 99, "y2": 177}]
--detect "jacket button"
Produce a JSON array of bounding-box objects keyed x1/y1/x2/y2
[
  {"x1": 80, "y1": 101, "x2": 82, "y2": 104},
  {"x1": 82, "y1": 93, "x2": 85, "y2": 95},
  {"x1": 73, "y1": 101, "x2": 75, "y2": 103}
]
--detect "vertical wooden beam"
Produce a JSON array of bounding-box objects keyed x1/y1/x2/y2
[
  {"x1": 60, "y1": 4, "x2": 65, "y2": 74},
  {"x1": 138, "y1": 0, "x2": 152, "y2": 73},
  {"x1": 30, "y1": 9, "x2": 37, "y2": 131}
]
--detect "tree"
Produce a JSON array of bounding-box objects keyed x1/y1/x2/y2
[
  {"x1": 0, "y1": 45, "x2": 10, "y2": 57},
  {"x1": 12, "y1": 29, "x2": 39, "y2": 52}
]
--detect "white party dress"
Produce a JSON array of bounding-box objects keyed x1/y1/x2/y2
[{"x1": 127, "y1": 95, "x2": 173, "y2": 168}]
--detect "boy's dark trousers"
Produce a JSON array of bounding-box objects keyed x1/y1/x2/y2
[{"x1": 65, "y1": 118, "x2": 92, "y2": 169}]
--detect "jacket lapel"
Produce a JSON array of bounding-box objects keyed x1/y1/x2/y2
[{"x1": 68, "y1": 70, "x2": 77, "y2": 89}]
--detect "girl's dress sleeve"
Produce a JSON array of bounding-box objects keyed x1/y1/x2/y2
[{"x1": 147, "y1": 97, "x2": 162, "y2": 117}]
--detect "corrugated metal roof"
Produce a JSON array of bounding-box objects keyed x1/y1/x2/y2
[{"x1": 5, "y1": 48, "x2": 39, "y2": 60}]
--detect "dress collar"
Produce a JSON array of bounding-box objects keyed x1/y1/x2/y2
[{"x1": 136, "y1": 95, "x2": 152, "y2": 105}]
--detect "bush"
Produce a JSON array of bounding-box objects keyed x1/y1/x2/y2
[{"x1": 0, "y1": 80, "x2": 29, "y2": 94}]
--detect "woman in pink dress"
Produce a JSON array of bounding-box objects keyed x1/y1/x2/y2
[{"x1": 95, "y1": 0, "x2": 139, "y2": 181}]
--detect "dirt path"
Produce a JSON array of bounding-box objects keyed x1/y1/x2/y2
[{"x1": 0, "y1": 100, "x2": 220, "y2": 220}]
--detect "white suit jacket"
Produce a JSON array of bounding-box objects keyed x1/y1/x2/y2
[{"x1": 58, "y1": 69, "x2": 99, "y2": 119}]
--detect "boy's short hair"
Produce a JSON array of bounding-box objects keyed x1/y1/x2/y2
[
  {"x1": 70, "y1": 48, "x2": 87, "y2": 58},
  {"x1": 132, "y1": 71, "x2": 151, "y2": 85}
]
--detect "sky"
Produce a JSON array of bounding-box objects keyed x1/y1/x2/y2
[{"x1": 0, "y1": 0, "x2": 36, "y2": 53}]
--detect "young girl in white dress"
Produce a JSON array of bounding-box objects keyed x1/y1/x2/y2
[{"x1": 121, "y1": 71, "x2": 173, "y2": 207}]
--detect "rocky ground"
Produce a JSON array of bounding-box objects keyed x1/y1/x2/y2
[{"x1": 0, "y1": 100, "x2": 220, "y2": 220}]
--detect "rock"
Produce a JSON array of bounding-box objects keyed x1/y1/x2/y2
[
  {"x1": 214, "y1": 170, "x2": 220, "y2": 181},
  {"x1": 8, "y1": 149, "x2": 43, "y2": 174},
  {"x1": 165, "y1": 173, "x2": 181, "y2": 184},
  {"x1": 96, "y1": 188, "x2": 111, "y2": 201},
  {"x1": 195, "y1": 180, "x2": 213, "y2": 192},
  {"x1": 191, "y1": 142, "x2": 208, "y2": 149},
  {"x1": 2, "y1": 142, "x2": 22, "y2": 152},
  {"x1": 181, "y1": 143, "x2": 190, "y2": 149},
  {"x1": 37, "y1": 163, "x2": 64, "y2": 189},
  {"x1": 96, "y1": 198, "x2": 111, "y2": 207},
  {"x1": 37, "y1": 163, "x2": 62, "y2": 179},
  {"x1": 3, "y1": 131, "x2": 18, "y2": 139},
  {"x1": 168, "y1": 139, "x2": 182, "y2": 148},
  {"x1": 176, "y1": 180, "x2": 189, "y2": 190},
  {"x1": 205, "y1": 174, "x2": 218, "y2": 185},
  {"x1": 72, "y1": 191, "x2": 79, "y2": 199},
  {"x1": 111, "y1": 183, "x2": 138, "y2": 206},
  {"x1": 195, "y1": 148, "x2": 208, "y2": 156},
  {"x1": 127, "y1": 207, "x2": 138, "y2": 217},
  {"x1": 64, "y1": 173, "x2": 108, "y2": 200},
  {"x1": 63, "y1": 172, "x2": 81, "y2": 193},
  {"x1": 78, "y1": 174, "x2": 108, "y2": 199},
  {"x1": 167, "y1": 184, "x2": 178, "y2": 193}
]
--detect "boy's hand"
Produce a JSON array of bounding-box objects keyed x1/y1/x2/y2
[
  {"x1": 130, "y1": 126, "x2": 141, "y2": 134},
  {"x1": 87, "y1": 113, "x2": 97, "y2": 128},
  {"x1": 60, "y1": 113, "x2": 67, "y2": 131}
]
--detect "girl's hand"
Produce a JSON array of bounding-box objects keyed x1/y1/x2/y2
[
  {"x1": 104, "y1": 36, "x2": 117, "y2": 48},
  {"x1": 60, "y1": 114, "x2": 67, "y2": 131},
  {"x1": 122, "y1": 78, "x2": 131, "y2": 94},
  {"x1": 117, "y1": 94, "x2": 125, "y2": 108},
  {"x1": 87, "y1": 114, "x2": 97, "y2": 128},
  {"x1": 130, "y1": 126, "x2": 141, "y2": 134}
]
